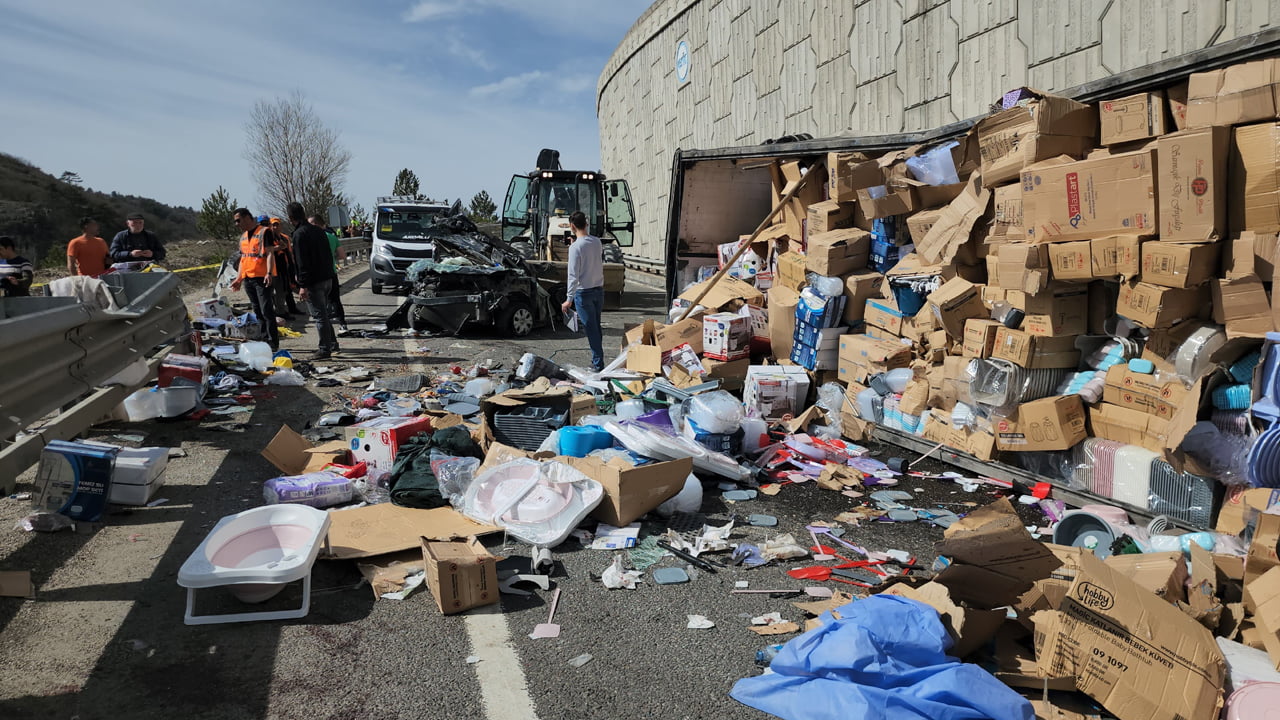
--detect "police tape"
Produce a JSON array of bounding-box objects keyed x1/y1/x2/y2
[{"x1": 32, "y1": 262, "x2": 223, "y2": 290}]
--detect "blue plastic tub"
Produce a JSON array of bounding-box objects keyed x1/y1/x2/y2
[{"x1": 559, "y1": 425, "x2": 613, "y2": 457}]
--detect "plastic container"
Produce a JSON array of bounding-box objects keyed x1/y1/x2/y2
[
  {"x1": 1213, "y1": 384, "x2": 1252, "y2": 411},
  {"x1": 855, "y1": 388, "x2": 882, "y2": 422},
  {"x1": 1111, "y1": 445, "x2": 1158, "y2": 508},
  {"x1": 616, "y1": 399, "x2": 646, "y2": 420},
  {"x1": 559, "y1": 425, "x2": 614, "y2": 457},
  {"x1": 238, "y1": 341, "x2": 274, "y2": 371},
  {"x1": 384, "y1": 397, "x2": 421, "y2": 416},
  {"x1": 884, "y1": 368, "x2": 913, "y2": 394},
  {"x1": 1224, "y1": 681, "x2": 1280, "y2": 720},
  {"x1": 121, "y1": 387, "x2": 161, "y2": 421},
  {"x1": 156, "y1": 386, "x2": 198, "y2": 417},
  {"x1": 890, "y1": 282, "x2": 928, "y2": 316},
  {"x1": 741, "y1": 417, "x2": 769, "y2": 455}
]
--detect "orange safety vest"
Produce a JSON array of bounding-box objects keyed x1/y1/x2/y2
[{"x1": 238, "y1": 226, "x2": 274, "y2": 279}]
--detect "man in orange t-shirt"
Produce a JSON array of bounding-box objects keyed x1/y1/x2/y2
[{"x1": 66, "y1": 216, "x2": 111, "y2": 277}]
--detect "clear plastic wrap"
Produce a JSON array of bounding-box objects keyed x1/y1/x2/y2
[
  {"x1": 968, "y1": 358, "x2": 1068, "y2": 410},
  {"x1": 681, "y1": 390, "x2": 744, "y2": 435},
  {"x1": 430, "y1": 451, "x2": 481, "y2": 502},
  {"x1": 1070, "y1": 438, "x2": 1126, "y2": 493},
  {"x1": 1181, "y1": 422, "x2": 1252, "y2": 487},
  {"x1": 263, "y1": 471, "x2": 353, "y2": 508}
]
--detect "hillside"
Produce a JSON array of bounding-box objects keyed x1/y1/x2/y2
[{"x1": 0, "y1": 152, "x2": 202, "y2": 267}]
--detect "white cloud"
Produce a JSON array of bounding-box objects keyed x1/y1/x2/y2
[
  {"x1": 470, "y1": 71, "x2": 545, "y2": 97},
  {"x1": 403, "y1": 1, "x2": 464, "y2": 22}
]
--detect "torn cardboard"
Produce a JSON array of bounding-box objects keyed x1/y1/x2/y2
[
  {"x1": 262, "y1": 425, "x2": 350, "y2": 476},
  {"x1": 933, "y1": 498, "x2": 1063, "y2": 609},
  {"x1": 324, "y1": 504, "x2": 500, "y2": 560}
]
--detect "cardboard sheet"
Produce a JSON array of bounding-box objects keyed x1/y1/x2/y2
[{"x1": 323, "y1": 504, "x2": 500, "y2": 560}]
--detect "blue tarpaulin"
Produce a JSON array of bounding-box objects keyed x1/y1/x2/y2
[{"x1": 730, "y1": 595, "x2": 1033, "y2": 720}]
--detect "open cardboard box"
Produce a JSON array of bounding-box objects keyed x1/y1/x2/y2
[
  {"x1": 422, "y1": 536, "x2": 499, "y2": 615},
  {"x1": 261, "y1": 425, "x2": 350, "y2": 475},
  {"x1": 480, "y1": 379, "x2": 598, "y2": 450}
]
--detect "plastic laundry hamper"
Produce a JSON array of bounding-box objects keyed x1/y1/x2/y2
[{"x1": 1147, "y1": 460, "x2": 1222, "y2": 528}]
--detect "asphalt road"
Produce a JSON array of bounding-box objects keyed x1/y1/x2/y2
[{"x1": 0, "y1": 268, "x2": 1037, "y2": 720}]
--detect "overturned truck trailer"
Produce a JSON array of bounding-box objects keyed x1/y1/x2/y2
[{"x1": 661, "y1": 29, "x2": 1280, "y2": 531}]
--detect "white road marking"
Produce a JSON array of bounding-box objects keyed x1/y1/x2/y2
[{"x1": 400, "y1": 331, "x2": 539, "y2": 720}]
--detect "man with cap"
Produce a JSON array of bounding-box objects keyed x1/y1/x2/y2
[
  {"x1": 109, "y1": 213, "x2": 166, "y2": 264},
  {"x1": 269, "y1": 216, "x2": 301, "y2": 317},
  {"x1": 230, "y1": 209, "x2": 280, "y2": 351}
]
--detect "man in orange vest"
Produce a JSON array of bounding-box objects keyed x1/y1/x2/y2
[{"x1": 230, "y1": 207, "x2": 280, "y2": 350}]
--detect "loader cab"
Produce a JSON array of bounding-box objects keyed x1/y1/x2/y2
[{"x1": 502, "y1": 170, "x2": 635, "y2": 261}]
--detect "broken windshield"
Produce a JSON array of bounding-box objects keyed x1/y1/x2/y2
[{"x1": 376, "y1": 207, "x2": 447, "y2": 241}]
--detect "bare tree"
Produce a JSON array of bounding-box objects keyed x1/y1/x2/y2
[{"x1": 243, "y1": 90, "x2": 351, "y2": 217}]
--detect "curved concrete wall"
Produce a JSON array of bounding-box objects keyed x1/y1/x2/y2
[{"x1": 598, "y1": 0, "x2": 1279, "y2": 263}]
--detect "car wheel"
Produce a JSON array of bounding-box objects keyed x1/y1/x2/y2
[
  {"x1": 499, "y1": 299, "x2": 536, "y2": 337},
  {"x1": 371, "y1": 281, "x2": 383, "y2": 295}
]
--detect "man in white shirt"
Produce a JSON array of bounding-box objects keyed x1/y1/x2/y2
[{"x1": 560, "y1": 211, "x2": 605, "y2": 370}]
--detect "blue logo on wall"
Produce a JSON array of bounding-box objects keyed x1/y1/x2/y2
[{"x1": 676, "y1": 40, "x2": 690, "y2": 83}]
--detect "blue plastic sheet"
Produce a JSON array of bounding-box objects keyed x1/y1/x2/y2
[{"x1": 730, "y1": 595, "x2": 1033, "y2": 720}]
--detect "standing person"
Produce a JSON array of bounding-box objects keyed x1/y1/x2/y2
[
  {"x1": 0, "y1": 236, "x2": 34, "y2": 297},
  {"x1": 66, "y1": 217, "x2": 111, "y2": 277},
  {"x1": 269, "y1": 217, "x2": 301, "y2": 317},
  {"x1": 559, "y1": 211, "x2": 605, "y2": 371},
  {"x1": 108, "y1": 213, "x2": 166, "y2": 264},
  {"x1": 229, "y1": 208, "x2": 279, "y2": 351},
  {"x1": 310, "y1": 215, "x2": 348, "y2": 330},
  {"x1": 288, "y1": 202, "x2": 339, "y2": 359}
]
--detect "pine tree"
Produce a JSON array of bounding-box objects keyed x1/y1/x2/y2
[
  {"x1": 393, "y1": 168, "x2": 420, "y2": 197},
  {"x1": 197, "y1": 186, "x2": 239, "y2": 242},
  {"x1": 468, "y1": 190, "x2": 497, "y2": 222}
]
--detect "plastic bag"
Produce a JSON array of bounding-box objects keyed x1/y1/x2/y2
[
  {"x1": 431, "y1": 452, "x2": 481, "y2": 501},
  {"x1": 265, "y1": 369, "x2": 305, "y2": 386},
  {"x1": 656, "y1": 473, "x2": 704, "y2": 517},
  {"x1": 681, "y1": 390, "x2": 744, "y2": 435},
  {"x1": 905, "y1": 140, "x2": 961, "y2": 186}
]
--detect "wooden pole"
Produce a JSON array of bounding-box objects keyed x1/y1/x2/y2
[{"x1": 675, "y1": 159, "x2": 826, "y2": 321}]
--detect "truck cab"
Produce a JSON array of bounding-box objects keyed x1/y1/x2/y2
[{"x1": 368, "y1": 196, "x2": 452, "y2": 294}]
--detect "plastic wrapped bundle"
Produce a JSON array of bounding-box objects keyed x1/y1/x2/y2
[
  {"x1": 968, "y1": 358, "x2": 1069, "y2": 410},
  {"x1": 263, "y1": 472, "x2": 353, "y2": 508},
  {"x1": 1148, "y1": 459, "x2": 1221, "y2": 528},
  {"x1": 1071, "y1": 438, "x2": 1124, "y2": 493},
  {"x1": 681, "y1": 390, "x2": 744, "y2": 435}
]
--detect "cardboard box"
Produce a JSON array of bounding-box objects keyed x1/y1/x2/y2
[
  {"x1": 1212, "y1": 275, "x2": 1273, "y2": 338},
  {"x1": 1224, "y1": 230, "x2": 1279, "y2": 280},
  {"x1": 840, "y1": 271, "x2": 884, "y2": 325},
  {"x1": 1229, "y1": 122, "x2": 1280, "y2": 234},
  {"x1": 678, "y1": 275, "x2": 765, "y2": 311},
  {"x1": 992, "y1": 183, "x2": 1024, "y2": 238},
  {"x1": 422, "y1": 537, "x2": 499, "y2": 614},
  {"x1": 920, "y1": 409, "x2": 998, "y2": 461},
  {"x1": 625, "y1": 314, "x2": 706, "y2": 373},
  {"x1": 1088, "y1": 402, "x2": 1197, "y2": 456},
  {"x1": 1217, "y1": 487, "x2": 1280, "y2": 536},
  {"x1": 1140, "y1": 241, "x2": 1219, "y2": 288},
  {"x1": 1022, "y1": 148, "x2": 1157, "y2": 243},
  {"x1": 701, "y1": 357, "x2": 750, "y2": 391},
  {"x1": 827, "y1": 151, "x2": 877, "y2": 202},
  {"x1": 344, "y1": 416, "x2": 432, "y2": 471},
  {"x1": 1009, "y1": 283, "x2": 1090, "y2": 337},
  {"x1": 932, "y1": 498, "x2": 1064, "y2": 608},
  {"x1": 926, "y1": 277, "x2": 986, "y2": 340},
  {"x1": 32, "y1": 441, "x2": 117, "y2": 523},
  {"x1": 775, "y1": 251, "x2": 808, "y2": 292},
  {"x1": 480, "y1": 380, "x2": 597, "y2": 450},
  {"x1": 1246, "y1": 565, "x2": 1280, "y2": 669},
  {"x1": 1100, "y1": 91, "x2": 1168, "y2": 146},
  {"x1": 1103, "y1": 551, "x2": 1188, "y2": 604},
  {"x1": 702, "y1": 312, "x2": 751, "y2": 361},
  {"x1": 1035, "y1": 552, "x2": 1226, "y2": 720},
  {"x1": 992, "y1": 396, "x2": 1087, "y2": 451},
  {"x1": 1167, "y1": 80, "x2": 1189, "y2": 130},
  {"x1": 1157, "y1": 126, "x2": 1230, "y2": 242},
  {"x1": 837, "y1": 334, "x2": 912, "y2": 384},
  {"x1": 1116, "y1": 281, "x2": 1209, "y2": 328},
  {"x1": 1115, "y1": 234, "x2": 1144, "y2": 278},
  {"x1": 915, "y1": 174, "x2": 990, "y2": 266},
  {"x1": 1186, "y1": 57, "x2": 1280, "y2": 128},
  {"x1": 744, "y1": 365, "x2": 811, "y2": 420},
  {"x1": 806, "y1": 228, "x2": 870, "y2": 276},
  {"x1": 962, "y1": 318, "x2": 1002, "y2": 358},
  {"x1": 905, "y1": 207, "x2": 945, "y2": 243},
  {"x1": 1103, "y1": 364, "x2": 1196, "y2": 421},
  {"x1": 975, "y1": 90, "x2": 1096, "y2": 186},
  {"x1": 806, "y1": 200, "x2": 857, "y2": 237},
  {"x1": 263, "y1": 425, "x2": 350, "y2": 476},
  {"x1": 996, "y1": 243, "x2": 1051, "y2": 292},
  {"x1": 1245, "y1": 511, "x2": 1280, "y2": 586},
  {"x1": 1047, "y1": 240, "x2": 1095, "y2": 281},
  {"x1": 991, "y1": 327, "x2": 1080, "y2": 368},
  {"x1": 767, "y1": 287, "x2": 801, "y2": 361},
  {"x1": 863, "y1": 299, "x2": 906, "y2": 336},
  {"x1": 565, "y1": 455, "x2": 693, "y2": 527}
]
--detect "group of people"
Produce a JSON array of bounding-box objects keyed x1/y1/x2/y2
[
  {"x1": 0, "y1": 214, "x2": 166, "y2": 298},
  {"x1": 231, "y1": 204, "x2": 346, "y2": 359}
]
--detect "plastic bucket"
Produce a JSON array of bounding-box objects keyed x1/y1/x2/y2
[
  {"x1": 559, "y1": 426, "x2": 613, "y2": 458},
  {"x1": 890, "y1": 282, "x2": 927, "y2": 316},
  {"x1": 1053, "y1": 511, "x2": 1117, "y2": 558}
]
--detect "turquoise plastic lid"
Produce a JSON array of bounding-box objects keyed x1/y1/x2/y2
[{"x1": 1127, "y1": 358, "x2": 1154, "y2": 374}]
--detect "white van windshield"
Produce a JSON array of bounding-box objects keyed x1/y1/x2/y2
[{"x1": 376, "y1": 207, "x2": 445, "y2": 241}]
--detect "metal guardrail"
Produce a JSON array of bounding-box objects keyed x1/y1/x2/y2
[
  {"x1": 337, "y1": 236, "x2": 369, "y2": 266},
  {"x1": 0, "y1": 272, "x2": 188, "y2": 445}
]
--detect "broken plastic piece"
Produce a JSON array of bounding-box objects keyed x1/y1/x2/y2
[
  {"x1": 654, "y1": 567, "x2": 690, "y2": 585},
  {"x1": 567, "y1": 653, "x2": 593, "y2": 668},
  {"x1": 723, "y1": 489, "x2": 757, "y2": 502},
  {"x1": 686, "y1": 614, "x2": 715, "y2": 629},
  {"x1": 748, "y1": 514, "x2": 778, "y2": 527}
]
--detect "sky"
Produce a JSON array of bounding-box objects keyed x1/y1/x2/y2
[{"x1": 0, "y1": 0, "x2": 652, "y2": 217}]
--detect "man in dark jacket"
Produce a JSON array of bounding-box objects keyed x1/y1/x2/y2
[
  {"x1": 287, "y1": 201, "x2": 339, "y2": 358},
  {"x1": 109, "y1": 213, "x2": 166, "y2": 264}
]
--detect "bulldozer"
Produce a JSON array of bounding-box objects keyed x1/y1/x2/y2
[{"x1": 500, "y1": 149, "x2": 634, "y2": 308}]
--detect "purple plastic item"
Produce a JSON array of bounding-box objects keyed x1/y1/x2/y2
[
  {"x1": 263, "y1": 472, "x2": 354, "y2": 508},
  {"x1": 635, "y1": 408, "x2": 673, "y2": 430}
]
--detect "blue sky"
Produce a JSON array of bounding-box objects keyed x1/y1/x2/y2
[{"x1": 0, "y1": 0, "x2": 651, "y2": 217}]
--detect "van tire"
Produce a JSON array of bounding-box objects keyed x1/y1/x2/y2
[{"x1": 371, "y1": 281, "x2": 383, "y2": 295}]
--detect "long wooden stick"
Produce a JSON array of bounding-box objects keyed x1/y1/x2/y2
[{"x1": 676, "y1": 159, "x2": 827, "y2": 321}]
